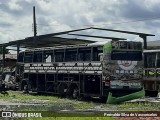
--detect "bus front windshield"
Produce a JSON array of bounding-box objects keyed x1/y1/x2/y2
[{"x1": 111, "y1": 50, "x2": 142, "y2": 61}]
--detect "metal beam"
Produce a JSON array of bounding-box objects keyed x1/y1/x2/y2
[
  {"x1": 68, "y1": 33, "x2": 126, "y2": 40},
  {"x1": 17, "y1": 43, "x2": 20, "y2": 60},
  {"x1": 34, "y1": 27, "x2": 92, "y2": 39},
  {"x1": 91, "y1": 27, "x2": 155, "y2": 49},
  {"x1": 0, "y1": 27, "x2": 155, "y2": 50},
  {"x1": 6, "y1": 48, "x2": 20, "y2": 51},
  {"x1": 91, "y1": 27, "x2": 155, "y2": 36},
  {"x1": 139, "y1": 35, "x2": 147, "y2": 49}
]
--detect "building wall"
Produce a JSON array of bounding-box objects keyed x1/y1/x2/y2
[{"x1": 0, "y1": 54, "x2": 17, "y2": 59}]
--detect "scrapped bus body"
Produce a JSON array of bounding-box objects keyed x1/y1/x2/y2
[
  {"x1": 16, "y1": 40, "x2": 144, "y2": 103},
  {"x1": 143, "y1": 49, "x2": 160, "y2": 97}
]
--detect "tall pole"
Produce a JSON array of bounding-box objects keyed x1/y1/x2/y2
[
  {"x1": 139, "y1": 35, "x2": 147, "y2": 68},
  {"x1": 2, "y1": 45, "x2": 5, "y2": 70},
  {"x1": 17, "y1": 43, "x2": 20, "y2": 60},
  {"x1": 33, "y1": 6, "x2": 37, "y2": 47}
]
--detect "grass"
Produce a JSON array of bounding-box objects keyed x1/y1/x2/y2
[
  {"x1": 0, "y1": 91, "x2": 94, "y2": 110},
  {"x1": 0, "y1": 91, "x2": 59, "y2": 101},
  {"x1": 116, "y1": 102, "x2": 160, "y2": 111},
  {"x1": 1, "y1": 91, "x2": 160, "y2": 120},
  {"x1": 1, "y1": 91, "x2": 160, "y2": 111},
  {"x1": 71, "y1": 100, "x2": 94, "y2": 109}
]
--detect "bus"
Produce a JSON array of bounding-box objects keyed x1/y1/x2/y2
[
  {"x1": 15, "y1": 40, "x2": 144, "y2": 103},
  {"x1": 143, "y1": 49, "x2": 160, "y2": 97}
]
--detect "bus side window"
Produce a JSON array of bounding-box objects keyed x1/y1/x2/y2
[
  {"x1": 18, "y1": 52, "x2": 24, "y2": 62},
  {"x1": 43, "y1": 51, "x2": 53, "y2": 63},
  {"x1": 147, "y1": 53, "x2": 156, "y2": 68},
  {"x1": 24, "y1": 52, "x2": 33, "y2": 63},
  {"x1": 92, "y1": 47, "x2": 103, "y2": 61},
  {"x1": 157, "y1": 53, "x2": 160, "y2": 67},
  {"x1": 65, "y1": 48, "x2": 77, "y2": 62},
  {"x1": 34, "y1": 52, "x2": 43, "y2": 63},
  {"x1": 78, "y1": 47, "x2": 91, "y2": 61},
  {"x1": 54, "y1": 49, "x2": 64, "y2": 62}
]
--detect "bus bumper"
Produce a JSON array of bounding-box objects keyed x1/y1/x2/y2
[{"x1": 106, "y1": 88, "x2": 145, "y2": 104}]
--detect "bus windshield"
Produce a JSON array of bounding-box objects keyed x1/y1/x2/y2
[{"x1": 111, "y1": 50, "x2": 142, "y2": 61}]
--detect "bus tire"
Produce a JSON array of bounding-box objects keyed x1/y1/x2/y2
[
  {"x1": 58, "y1": 83, "x2": 68, "y2": 97},
  {"x1": 67, "y1": 84, "x2": 79, "y2": 99},
  {"x1": 21, "y1": 79, "x2": 29, "y2": 93}
]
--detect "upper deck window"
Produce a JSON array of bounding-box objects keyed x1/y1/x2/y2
[
  {"x1": 78, "y1": 47, "x2": 91, "y2": 61},
  {"x1": 43, "y1": 50, "x2": 53, "y2": 63},
  {"x1": 55, "y1": 49, "x2": 64, "y2": 62},
  {"x1": 24, "y1": 52, "x2": 33, "y2": 63},
  {"x1": 65, "y1": 48, "x2": 77, "y2": 62},
  {"x1": 145, "y1": 53, "x2": 156, "y2": 68},
  {"x1": 92, "y1": 47, "x2": 103, "y2": 61},
  {"x1": 18, "y1": 52, "x2": 24, "y2": 62},
  {"x1": 33, "y1": 52, "x2": 43, "y2": 63},
  {"x1": 157, "y1": 53, "x2": 160, "y2": 67}
]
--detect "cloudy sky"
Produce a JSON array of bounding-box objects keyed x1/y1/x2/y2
[{"x1": 0, "y1": 0, "x2": 160, "y2": 45}]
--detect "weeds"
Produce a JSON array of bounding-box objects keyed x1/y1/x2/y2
[{"x1": 117, "y1": 102, "x2": 160, "y2": 111}]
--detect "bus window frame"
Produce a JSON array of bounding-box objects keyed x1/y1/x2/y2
[
  {"x1": 92, "y1": 46, "x2": 103, "y2": 61},
  {"x1": 33, "y1": 51, "x2": 43, "y2": 63},
  {"x1": 43, "y1": 50, "x2": 54, "y2": 63},
  {"x1": 156, "y1": 52, "x2": 160, "y2": 68},
  {"x1": 18, "y1": 52, "x2": 24, "y2": 62},
  {"x1": 65, "y1": 48, "x2": 78, "y2": 62},
  {"x1": 78, "y1": 47, "x2": 91, "y2": 61},
  {"x1": 54, "y1": 49, "x2": 65, "y2": 62},
  {"x1": 24, "y1": 52, "x2": 34, "y2": 63}
]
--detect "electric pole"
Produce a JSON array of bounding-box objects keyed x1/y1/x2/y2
[{"x1": 33, "y1": 6, "x2": 37, "y2": 47}]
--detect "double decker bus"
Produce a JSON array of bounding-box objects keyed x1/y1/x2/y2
[{"x1": 16, "y1": 40, "x2": 144, "y2": 103}]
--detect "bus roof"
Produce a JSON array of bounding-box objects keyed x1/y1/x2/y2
[{"x1": 23, "y1": 42, "x2": 104, "y2": 52}]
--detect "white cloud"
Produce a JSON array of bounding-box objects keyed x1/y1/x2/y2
[
  {"x1": 8, "y1": 0, "x2": 22, "y2": 10},
  {"x1": 144, "y1": 0, "x2": 160, "y2": 9},
  {"x1": 0, "y1": 0, "x2": 159, "y2": 47}
]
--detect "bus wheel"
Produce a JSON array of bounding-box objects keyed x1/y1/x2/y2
[
  {"x1": 67, "y1": 85, "x2": 79, "y2": 99},
  {"x1": 72, "y1": 88, "x2": 79, "y2": 99},
  {"x1": 58, "y1": 83, "x2": 68, "y2": 97},
  {"x1": 21, "y1": 79, "x2": 29, "y2": 93},
  {"x1": 100, "y1": 96, "x2": 107, "y2": 103}
]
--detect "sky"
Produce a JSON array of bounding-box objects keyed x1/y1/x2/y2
[{"x1": 0, "y1": 0, "x2": 160, "y2": 46}]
